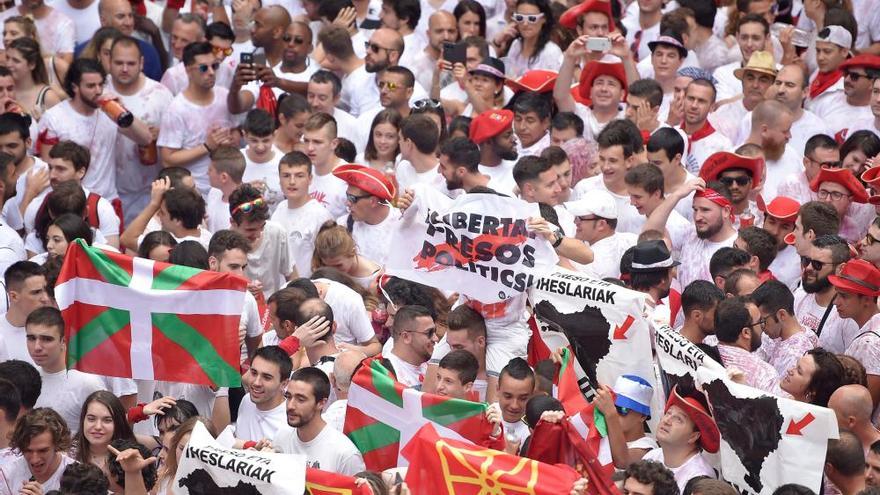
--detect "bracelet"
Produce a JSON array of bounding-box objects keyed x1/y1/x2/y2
[
  {"x1": 551, "y1": 234, "x2": 564, "y2": 248},
  {"x1": 204, "y1": 143, "x2": 212, "y2": 154}
]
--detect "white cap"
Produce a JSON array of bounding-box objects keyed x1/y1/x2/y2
[
  {"x1": 564, "y1": 190, "x2": 618, "y2": 219},
  {"x1": 817, "y1": 25, "x2": 852, "y2": 50}
]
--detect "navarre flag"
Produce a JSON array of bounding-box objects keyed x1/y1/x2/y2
[
  {"x1": 344, "y1": 357, "x2": 497, "y2": 471},
  {"x1": 403, "y1": 423, "x2": 581, "y2": 495},
  {"x1": 55, "y1": 240, "x2": 246, "y2": 387},
  {"x1": 306, "y1": 468, "x2": 370, "y2": 495},
  {"x1": 527, "y1": 418, "x2": 619, "y2": 495}
]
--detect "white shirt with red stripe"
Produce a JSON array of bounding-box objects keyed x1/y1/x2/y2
[{"x1": 679, "y1": 121, "x2": 732, "y2": 175}]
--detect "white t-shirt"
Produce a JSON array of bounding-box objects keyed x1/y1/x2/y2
[
  {"x1": 0, "y1": 316, "x2": 32, "y2": 365},
  {"x1": 272, "y1": 423, "x2": 365, "y2": 475},
  {"x1": 338, "y1": 208, "x2": 400, "y2": 265},
  {"x1": 157, "y1": 88, "x2": 237, "y2": 195},
  {"x1": 0, "y1": 453, "x2": 74, "y2": 495},
  {"x1": 154, "y1": 382, "x2": 228, "y2": 420},
  {"x1": 235, "y1": 395, "x2": 290, "y2": 442},
  {"x1": 669, "y1": 228, "x2": 737, "y2": 291},
  {"x1": 503, "y1": 39, "x2": 562, "y2": 76},
  {"x1": 322, "y1": 398, "x2": 347, "y2": 432},
  {"x1": 340, "y1": 65, "x2": 379, "y2": 117},
  {"x1": 48, "y1": 0, "x2": 99, "y2": 44},
  {"x1": 243, "y1": 147, "x2": 284, "y2": 210},
  {"x1": 38, "y1": 100, "x2": 122, "y2": 198},
  {"x1": 395, "y1": 159, "x2": 440, "y2": 192},
  {"x1": 110, "y1": 77, "x2": 173, "y2": 199},
  {"x1": 385, "y1": 351, "x2": 426, "y2": 388},
  {"x1": 735, "y1": 109, "x2": 827, "y2": 158},
  {"x1": 0, "y1": 225, "x2": 25, "y2": 279},
  {"x1": 793, "y1": 287, "x2": 861, "y2": 354},
  {"x1": 679, "y1": 123, "x2": 732, "y2": 175},
  {"x1": 479, "y1": 161, "x2": 517, "y2": 197},
  {"x1": 205, "y1": 188, "x2": 231, "y2": 234},
  {"x1": 23, "y1": 182, "x2": 119, "y2": 251},
  {"x1": 642, "y1": 448, "x2": 716, "y2": 493},
  {"x1": 246, "y1": 220, "x2": 293, "y2": 298},
  {"x1": 572, "y1": 175, "x2": 644, "y2": 234},
  {"x1": 309, "y1": 166, "x2": 349, "y2": 219},
  {"x1": 271, "y1": 199, "x2": 333, "y2": 278},
  {"x1": 334, "y1": 108, "x2": 365, "y2": 152},
  {"x1": 160, "y1": 60, "x2": 235, "y2": 95},
  {"x1": 316, "y1": 278, "x2": 375, "y2": 345},
  {"x1": 573, "y1": 232, "x2": 637, "y2": 280},
  {"x1": 501, "y1": 415, "x2": 530, "y2": 448},
  {"x1": 242, "y1": 61, "x2": 318, "y2": 100},
  {"x1": 13, "y1": 8, "x2": 76, "y2": 55},
  {"x1": 760, "y1": 146, "x2": 806, "y2": 201},
  {"x1": 35, "y1": 368, "x2": 105, "y2": 430}
]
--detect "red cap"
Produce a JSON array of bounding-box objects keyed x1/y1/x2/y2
[
  {"x1": 507, "y1": 70, "x2": 557, "y2": 94},
  {"x1": 699, "y1": 151, "x2": 765, "y2": 188},
  {"x1": 577, "y1": 58, "x2": 627, "y2": 105},
  {"x1": 809, "y1": 167, "x2": 868, "y2": 204},
  {"x1": 839, "y1": 54, "x2": 880, "y2": 72},
  {"x1": 665, "y1": 386, "x2": 720, "y2": 454},
  {"x1": 332, "y1": 164, "x2": 397, "y2": 202},
  {"x1": 559, "y1": 0, "x2": 615, "y2": 31},
  {"x1": 757, "y1": 195, "x2": 800, "y2": 222},
  {"x1": 828, "y1": 259, "x2": 880, "y2": 296},
  {"x1": 469, "y1": 109, "x2": 514, "y2": 145},
  {"x1": 861, "y1": 166, "x2": 880, "y2": 185}
]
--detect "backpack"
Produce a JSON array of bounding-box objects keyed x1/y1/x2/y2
[{"x1": 37, "y1": 191, "x2": 125, "y2": 236}]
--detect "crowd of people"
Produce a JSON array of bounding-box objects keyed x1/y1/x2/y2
[{"x1": 0, "y1": 0, "x2": 876, "y2": 492}]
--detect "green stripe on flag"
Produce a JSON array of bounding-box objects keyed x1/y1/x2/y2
[
  {"x1": 67, "y1": 308, "x2": 130, "y2": 368},
  {"x1": 152, "y1": 313, "x2": 241, "y2": 387},
  {"x1": 370, "y1": 364, "x2": 404, "y2": 408},
  {"x1": 80, "y1": 241, "x2": 131, "y2": 286},
  {"x1": 422, "y1": 397, "x2": 486, "y2": 426},
  {"x1": 348, "y1": 421, "x2": 400, "y2": 453},
  {"x1": 152, "y1": 264, "x2": 202, "y2": 290}
]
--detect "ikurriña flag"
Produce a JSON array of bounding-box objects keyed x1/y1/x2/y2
[
  {"x1": 55, "y1": 240, "x2": 247, "y2": 387},
  {"x1": 402, "y1": 423, "x2": 581, "y2": 495},
  {"x1": 305, "y1": 468, "x2": 370, "y2": 495}
]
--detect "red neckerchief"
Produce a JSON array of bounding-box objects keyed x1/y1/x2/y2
[
  {"x1": 688, "y1": 120, "x2": 716, "y2": 143},
  {"x1": 809, "y1": 70, "x2": 843, "y2": 99}
]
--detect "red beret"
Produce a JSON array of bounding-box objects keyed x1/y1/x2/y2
[
  {"x1": 839, "y1": 54, "x2": 880, "y2": 72},
  {"x1": 507, "y1": 70, "x2": 557, "y2": 94},
  {"x1": 332, "y1": 164, "x2": 396, "y2": 202},
  {"x1": 809, "y1": 167, "x2": 868, "y2": 204},
  {"x1": 577, "y1": 58, "x2": 627, "y2": 105},
  {"x1": 757, "y1": 195, "x2": 800, "y2": 222},
  {"x1": 699, "y1": 151, "x2": 766, "y2": 188},
  {"x1": 469, "y1": 109, "x2": 514, "y2": 145},
  {"x1": 560, "y1": 0, "x2": 615, "y2": 31}
]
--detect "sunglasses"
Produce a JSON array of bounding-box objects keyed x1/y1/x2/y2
[
  {"x1": 346, "y1": 192, "x2": 372, "y2": 203},
  {"x1": 865, "y1": 232, "x2": 880, "y2": 246},
  {"x1": 513, "y1": 12, "x2": 544, "y2": 24},
  {"x1": 845, "y1": 71, "x2": 870, "y2": 82},
  {"x1": 212, "y1": 46, "x2": 233, "y2": 57},
  {"x1": 413, "y1": 98, "x2": 441, "y2": 109},
  {"x1": 718, "y1": 176, "x2": 751, "y2": 187},
  {"x1": 195, "y1": 62, "x2": 221, "y2": 73},
  {"x1": 817, "y1": 189, "x2": 851, "y2": 201},
  {"x1": 231, "y1": 197, "x2": 265, "y2": 215},
  {"x1": 406, "y1": 327, "x2": 437, "y2": 339},
  {"x1": 282, "y1": 34, "x2": 306, "y2": 45},
  {"x1": 806, "y1": 156, "x2": 841, "y2": 168},
  {"x1": 801, "y1": 256, "x2": 835, "y2": 271},
  {"x1": 378, "y1": 80, "x2": 399, "y2": 90},
  {"x1": 365, "y1": 41, "x2": 398, "y2": 54}
]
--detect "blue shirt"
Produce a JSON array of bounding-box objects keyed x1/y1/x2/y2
[{"x1": 74, "y1": 37, "x2": 163, "y2": 81}]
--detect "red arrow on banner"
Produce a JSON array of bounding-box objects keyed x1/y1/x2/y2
[
  {"x1": 613, "y1": 315, "x2": 635, "y2": 340},
  {"x1": 785, "y1": 413, "x2": 815, "y2": 435}
]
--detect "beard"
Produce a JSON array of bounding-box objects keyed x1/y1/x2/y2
[
  {"x1": 497, "y1": 146, "x2": 518, "y2": 162},
  {"x1": 802, "y1": 274, "x2": 832, "y2": 294},
  {"x1": 749, "y1": 328, "x2": 762, "y2": 352},
  {"x1": 445, "y1": 176, "x2": 463, "y2": 190},
  {"x1": 696, "y1": 218, "x2": 723, "y2": 240}
]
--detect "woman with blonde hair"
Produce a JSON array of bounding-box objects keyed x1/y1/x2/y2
[
  {"x1": 312, "y1": 221, "x2": 382, "y2": 288},
  {"x1": 157, "y1": 416, "x2": 218, "y2": 494}
]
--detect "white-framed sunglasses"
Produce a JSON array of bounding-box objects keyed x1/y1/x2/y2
[{"x1": 513, "y1": 12, "x2": 544, "y2": 24}]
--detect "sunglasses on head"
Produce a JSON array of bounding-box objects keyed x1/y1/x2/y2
[
  {"x1": 413, "y1": 98, "x2": 441, "y2": 110},
  {"x1": 800, "y1": 256, "x2": 834, "y2": 271},
  {"x1": 513, "y1": 12, "x2": 544, "y2": 24},
  {"x1": 212, "y1": 46, "x2": 233, "y2": 57},
  {"x1": 196, "y1": 62, "x2": 221, "y2": 73},
  {"x1": 231, "y1": 197, "x2": 265, "y2": 215},
  {"x1": 718, "y1": 175, "x2": 751, "y2": 187},
  {"x1": 282, "y1": 34, "x2": 306, "y2": 45}
]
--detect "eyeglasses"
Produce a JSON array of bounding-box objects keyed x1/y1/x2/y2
[
  {"x1": 806, "y1": 156, "x2": 842, "y2": 169},
  {"x1": 231, "y1": 197, "x2": 265, "y2": 215},
  {"x1": 718, "y1": 175, "x2": 751, "y2": 187},
  {"x1": 365, "y1": 41, "x2": 398, "y2": 54},
  {"x1": 513, "y1": 12, "x2": 544, "y2": 24},
  {"x1": 282, "y1": 34, "x2": 306, "y2": 45},
  {"x1": 845, "y1": 71, "x2": 870, "y2": 82},
  {"x1": 748, "y1": 317, "x2": 769, "y2": 330},
  {"x1": 346, "y1": 192, "x2": 372, "y2": 203},
  {"x1": 413, "y1": 98, "x2": 441, "y2": 110},
  {"x1": 817, "y1": 189, "x2": 851, "y2": 201},
  {"x1": 211, "y1": 46, "x2": 233, "y2": 57},
  {"x1": 195, "y1": 62, "x2": 221, "y2": 73},
  {"x1": 377, "y1": 80, "x2": 399, "y2": 91},
  {"x1": 575, "y1": 215, "x2": 598, "y2": 223},
  {"x1": 865, "y1": 232, "x2": 880, "y2": 246},
  {"x1": 801, "y1": 256, "x2": 835, "y2": 271}
]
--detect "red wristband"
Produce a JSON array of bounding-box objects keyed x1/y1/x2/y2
[
  {"x1": 278, "y1": 335, "x2": 300, "y2": 356},
  {"x1": 166, "y1": 0, "x2": 185, "y2": 9},
  {"x1": 127, "y1": 403, "x2": 148, "y2": 424},
  {"x1": 243, "y1": 440, "x2": 257, "y2": 449}
]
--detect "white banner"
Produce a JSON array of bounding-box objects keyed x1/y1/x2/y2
[
  {"x1": 173, "y1": 422, "x2": 306, "y2": 494},
  {"x1": 528, "y1": 268, "x2": 654, "y2": 395},
  {"x1": 655, "y1": 324, "x2": 726, "y2": 382},
  {"x1": 387, "y1": 186, "x2": 558, "y2": 303},
  {"x1": 695, "y1": 366, "x2": 839, "y2": 495}
]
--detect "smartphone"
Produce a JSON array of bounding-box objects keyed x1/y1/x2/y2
[
  {"x1": 586, "y1": 37, "x2": 611, "y2": 53},
  {"x1": 443, "y1": 42, "x2": 466, "y2": 64},
  {"x1": 253, "y1": 51, "x2": 267, "y2": 67},
  {"x1": 240, "y1": 52, "x2": 253, "y2": 65}
]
